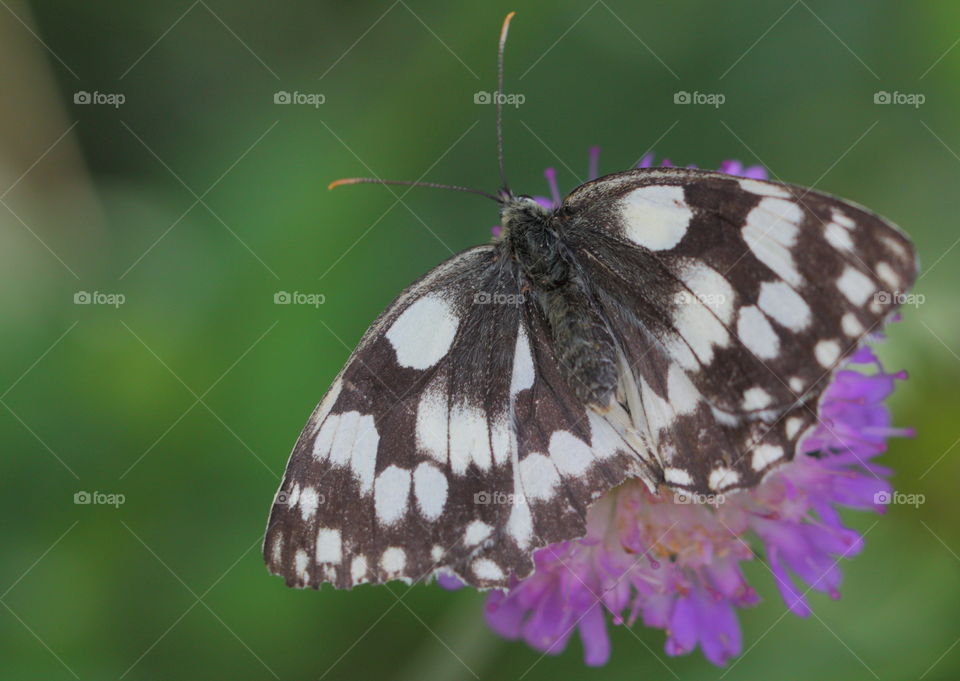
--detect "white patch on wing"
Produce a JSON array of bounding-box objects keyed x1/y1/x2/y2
[
  {"x1": 413, "y1": 461, "x2": 448, "y2": 520},
  {"x1": 674, "y1": 297, "x2": 731, "y2": 364},
  {"x1": 464, "y1": 520, "x2": 493, "y2": 546},
  {"x1": 386, "y1": 294, "x2": 460, "y2": 369},
  {"x1": 416, "y1": 376, "x2": 449, "y2": 465},
  {"x1": 620, "y1": 185, "x2": 692, "y2": 251},
  {"x1": 315, "y1": 528, "x2": 342, "y2": 564},
  {"x1": 374, "y1": 465, "x2": 411, "y2": 525},
  {"x1": 295, "y1": 549, "x2": 309, "y2": 581},
  {"x1": 490, "y1": 416, "x2": 511, "y2": 466},
  {"x1": 548, "y1": 430, "x2": 593, "y2": 476},
  {"x1": 350, "y1": 555, "x2": 368, "y2": 584},
  {"x1": 507, "y1": 501, "x2": 533, "y2": 549},
  {"x1": 709, "y1": 467, "x2": 740, "y2": 490},
  {"x1": 742, "y1": 197, "x2": 803, "y2": 286},
  {"x1": 785, "y1": 417, "x2": 804, "y2": 439},
  {"x1": 311, "y1": 378, "x2": 342, "y2": 434},
  {"x1": 825, "y1": 222, "x2": 854, "y2": 251},
  {"x1": 639, "y1": 376, "x2": 674, "y2": 435},
  {"x1": 837, "y1": 267, "x2": 875, "y2": 305},
  {"x1": 789, "y1": 376, "x2": 805, "y2": 393},
  {"x1": 876, "y1": 261, "x2": 899, "y2": 288},
  {"x1": 518, "y1": 453, "x2": 560, "y2": 501},
  {"x1": 586, "y1": 411, "x2": 625, "y2": 459},
  {"x1": 667, "y1": 364, "x2": 701, "y2": 415},
  {"x1": 841, "y1": 313, "x2": 864, "y2": 337},
  {"x1": 510, "y1": 325, "x2": 535, "y2": 397},
  {"x1": 472, "y1": 558, "x2": 504, "y2": 581},
  {"x1": 449, "y1": 403, "x2": 491, "y2": 474},
  {"x1": 737, "y1": 305, "x2": 780, "y2": 359},
  {"x1": 742, "y1": 386, "x2": 772, "y2": 410},
  {"x1": 664, "y1": 467, "x2": 693, "y2": 486},
  {"x1": 757, "y1": 280, "x2": 811, "y2": 331},
  {"x1": 381, "y1": 547, "x2": 406, "y2": 576},
  {"x1": 676, "y1": 260, "x2": 737, "y2": 324},
  {"x1": 751, "y1": 444, "x2": 784, "y2": 471},
  {"x1": 815, "y1": 339, "x2": 842, "y2": 368},
  {"x1": 299, "y1": 486, "x2": 320, "y2": 521},
  {"x1": 738, "y1": 178, "x2": 791, "y2": 198},
  {"x1": 831, "y1": 208, "x2": 856, "y2": 229},
  {"x1": 315, "y1": 411, "x2": 380, "y2": 495}
]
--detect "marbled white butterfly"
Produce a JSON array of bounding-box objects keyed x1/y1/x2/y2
[{"x1": 264, "y1": 13, "x2": 917, "y2": 590}]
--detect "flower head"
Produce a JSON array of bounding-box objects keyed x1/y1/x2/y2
[{"x1": 480, "y1": 149, "x2": 912, "y2": 666}]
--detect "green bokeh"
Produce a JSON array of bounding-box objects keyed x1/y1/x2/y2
[{"x1": 2, "y1": 1, "x2": 958, "y2": 679}]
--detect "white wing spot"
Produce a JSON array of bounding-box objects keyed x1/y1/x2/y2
[
  {"x1": 815, "y1": 339, "x2": 842, "y2": 368},
  {"x1": 299, "y1": 486, "x2": 320, "y2": 521},
  {"x1": 876, "y1": 261, "x2": 900, "y2": 288},
  {"x1": 738, "y1": 178, "x2": 791, "y2": 198},
  {"x1": 676, "y1": 260, "x2": 737, "y2": 324},
  {"x1": 664, "y1": 467, "x2": 693, "y2": 486},
  {"x1": 758, "y1": 280, "x2": 811, "y2": 331},
  {"x1": 751, "y1": 444, "x2": 784, "y2": 471},
  {"x1": 620, "y1": 185, "x2": 692, "y2": 251},
  {"x1": 315, "y1": 528, "x2": 342, "y2": 564},
  {"x1": 737, "y1": 305, "x2": 780, "y2": 359},
  {"x1": 510, "y1": 325, "x2": 535, "y2": 397},
  {"x1": 825, "y1": 222, "x2": 854, "y2": 251},
  {"x1": 742, "y1": 386, "x2": 772, "y2": 410},
  {"x1": 548, "y1": 430, "x2": 593, "y2": 476},
  {"x1": 350, "y1": 555, "x2": 368, "y2": 584},
  {"x1": 674, "y1": 297, "x2": 731, "y2": 364},
  {"x1": 667, "y1": 364, "x2": 701, "y2": 415},
  {"x1": 709, "y1": 467, "x2": 740, "y2": 490},
  {"x1": 472, "y1": 558, "x2": 504, "y2": 581},
  {"x1": 837, "y1": 267, "x2": 875, "y2": 306},
  {"x1": 507, "y1": 502, "x2": 533, "y2": 550},
  {"x1": 294, "y1": 549, "x2": 309, "y2": 581},
  {"x1": 431, "y1": 545, "x2": 445, "y2": 562},
  {"x1": 381, "y1": 547, "x2": 406, "y2": 576},
  {"x1": 464, "y1": 520, "x2": 493, "y2": 546},
  {"x1": 449, "y1": 403, "x2": 492, "y2": 474},
  {"x1": 743, "y1": 197, "x2": 803, "y2": 286},
  {"x1": 374, "y1": 465, "x2": 411, "y2": 525},
  {"x1": 785, "y1": 417, "x2": 804, "y2": 439},
  {"x1": 416, "y1": 377, "x2": 449, "y2": 465},
  {"x1": 518, "y1": 453, "x2": 560, "y2": 501},
  {"x1": 841, "y1": 313, "x2": 864, "y2": 337},
  {"x1": 386, "y1": 295, "x2": 460, "y2": 369},
  {"x1": 831, "y1": 208, "x2": 856, "y2": 229},
  {"x1": 413, "y1": 462, "x2": 448, "y2": 520},
  {"x1": 789, "y1": 376, "x2": 805, "y2": 393}
]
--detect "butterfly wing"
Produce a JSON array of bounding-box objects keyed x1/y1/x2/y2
[
  {"x1": 264, "y1": 245, "x2": 647, "y2": 589},
  {"x1": 560, "y1": 167, "x2": 916, "y2": 493}
]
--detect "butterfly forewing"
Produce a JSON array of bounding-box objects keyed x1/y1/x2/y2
[
  {"x1": 264, "y1": 246, "x2": 647, "y2": 589},
  {"x1": 561, "y1": 167, "x2": 916, "y2": 492}
]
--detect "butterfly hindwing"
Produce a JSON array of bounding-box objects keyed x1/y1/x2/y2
[
  {"x1": 561, "y1": 167, "x2": 916, "y2": 492},
  {"x1": 264, "y1": 246, "x2": 647, "y2": 589}
]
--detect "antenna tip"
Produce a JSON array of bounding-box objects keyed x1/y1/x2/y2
[
  {"x1": 500, "y1": 12, "x2": 516, "y2": 39},
  {"x1": 327, "y1": 178, "x2": 357, "y2": 190}
]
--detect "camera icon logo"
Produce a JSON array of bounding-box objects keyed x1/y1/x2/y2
[
  {"x1": 74, "y1": 291, "x2": 92, "y2": 304},
  {"x1": 74, "y1": 91, "x2": 92, "y2": 104},
  {"x1": 473, "y1": 491, "x2": 491, "y2": 504},
  {"x1": 873, "y1": 490, "x2": 892, "y2": 504},
  {"x1": 673, "y1": 491, "x2": 692, "y2": 504},
  {"x1": 474, "y1": 91, "x2": 492, "y2": 104},
  {"x1": 274, "y1": 291, "x2": 291, "y2": 304},
  {"x1": 274, "y1": 90, "x2": 292, "y2": 104},
  {"x1": 74, "y1": 491, "x2": 91, "y2": 504},
  {"x1": 874, "y1": 91, "x2": 892, "y2": 104},
  {"x1": 674, "y1": 90, "x2": 692, "y2": 104}
]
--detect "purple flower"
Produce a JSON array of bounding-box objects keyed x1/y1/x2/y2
[{"x1": 480, "y1": 149, "x2": 912, "y2": 666}]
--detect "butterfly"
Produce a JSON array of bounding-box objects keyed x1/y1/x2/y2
[{"x1": 264, "y1": 12, "x2": 917, "y2": 591}]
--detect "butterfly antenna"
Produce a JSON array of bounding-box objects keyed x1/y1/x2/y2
[
  {"x1": 328, "y1": 177, "x2": 500, "y2": 202},
  {"x1": 496, "y1": 11, "x2": 516, "y2": 198}
]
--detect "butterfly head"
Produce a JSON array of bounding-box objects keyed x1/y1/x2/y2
[{"x1": 498, "y1": 194, "x2": 550, "y2": 240}]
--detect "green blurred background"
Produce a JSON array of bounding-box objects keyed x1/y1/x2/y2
[{"x1": 2, "y1": 1, "x2": 958, "y2": 679}]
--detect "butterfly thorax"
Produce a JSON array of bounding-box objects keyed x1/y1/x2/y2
[{"x1": 501, "y1": 195, "x2": 619, "y2": 408}]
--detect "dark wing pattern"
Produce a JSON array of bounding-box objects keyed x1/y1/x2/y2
[
  {"x1": 560, "y1": 167, "x2": 917, "y2": 493},
  {"x1": 264, "y1": 246, "x2": 647, "y2": 589}
]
